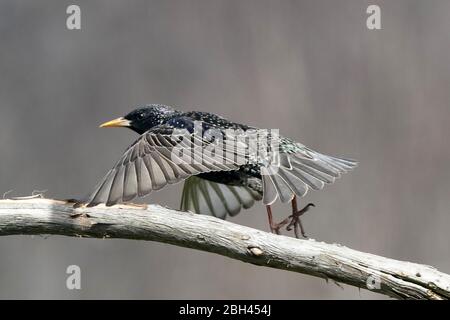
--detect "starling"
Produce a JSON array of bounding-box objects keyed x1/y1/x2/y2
[{"x1": 86, "y1": 104, "x2": 357, "y2": 238}]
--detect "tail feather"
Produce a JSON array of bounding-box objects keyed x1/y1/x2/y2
[
  {"x1": 261, "y1": 151, "x2": 357, "y2": 205},
  {"x1": 291, "y1": 167, "x2": 325, "y2": 190},
  {"x1": 290, "y1": 161, "x2": 336, "y2": 184},
  {"x1": 262, "y1": 169, "x2": 279, "y2": 205},
  {"x1": 277, "y1": 169, "x2": 308, "y2": 197},
  {"x1": 291, "y1": 155, "x2": 341, "y2": 177}
]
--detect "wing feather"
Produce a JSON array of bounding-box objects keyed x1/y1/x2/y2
[
  {"x1": 180, "y1": 176, "x2": 262, "y2": 219},
  {"x1": 86, "y1": 126, "x2": 247, "y2": 206}
]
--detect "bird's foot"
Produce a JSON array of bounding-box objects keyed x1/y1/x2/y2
[
  {"x1": 266, "y1": 202, "x2": 315, "y2": 238},
  {"x1": 269, "y1": 219, "x2": 290, "y2": 235},
  {"x1": 285, "y1": 203, "x2": 315, "y2": 238}
]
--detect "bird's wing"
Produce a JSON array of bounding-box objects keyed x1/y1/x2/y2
[
  {"x1": 180, "y1": 176, "x2": 262, "y2": 219},
  {"x1": 261, "y1": 141, "x2": 358, "y2": 205},
  {"x1": 86, "y1": 125, "x2": 247, "y2": 207}
]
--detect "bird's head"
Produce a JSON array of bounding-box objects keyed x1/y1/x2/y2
[{"x1": 99, "y1": 104, "x2": 179, "y2": 134}]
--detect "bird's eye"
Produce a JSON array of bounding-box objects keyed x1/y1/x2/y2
[{"x1": 137, "y1": 113, "x2": 145, "y2": 120}]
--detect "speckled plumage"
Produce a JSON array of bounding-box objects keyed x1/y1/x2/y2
[
  {"x1": 87, "y1": 104, "x2": 357, "y2": 220},
  {"x1": 121, "y1": 105, "x2": 298, "y2": 192}
]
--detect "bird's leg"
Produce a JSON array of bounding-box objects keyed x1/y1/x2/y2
[
  {"x1": 266, "y1": 205, "x2": 290, "y2": 234},
  {"x1": 286, "y1": 195, "x2": 315, "y2": 238},
  {"x1": 266, "y1": 205, "x2": 278, "y2": 234}
]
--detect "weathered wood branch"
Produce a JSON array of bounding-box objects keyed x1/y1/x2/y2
[{"x1": 0, "y1": 198, "x2": 449, "y2": 299}]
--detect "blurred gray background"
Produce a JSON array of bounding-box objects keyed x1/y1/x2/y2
[{"x1": 0, "y1": 0, "x2": 449, "y2": 299}]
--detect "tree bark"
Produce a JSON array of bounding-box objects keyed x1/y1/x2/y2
[{"x1": 0, "y1": 198, "x2": 449, "y2": 299}]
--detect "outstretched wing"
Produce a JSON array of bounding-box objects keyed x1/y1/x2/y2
[
  {"x1": 86, "y1": 119, "x2": 358, "y2": 208},
  {"x1": 261, "y1": 138, "x2": 358, "y2": 205},
  {"x1": 86, "y1": 124, "x2": 246, "y2": 207},
  {"x1": 180, "y1": 176, "x2": 262, "y2": 219}
]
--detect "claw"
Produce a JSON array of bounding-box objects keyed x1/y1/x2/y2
[
  {"x1": 266, "y1": 200, "x2": 315, "y2": 238},
  {"x1": 286, "y1": 202, "x2": 315, "y2": 238}
]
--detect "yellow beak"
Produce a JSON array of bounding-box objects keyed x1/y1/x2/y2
[{"x1": 99, "y1": 117, "x2": 131, "y2": 128}]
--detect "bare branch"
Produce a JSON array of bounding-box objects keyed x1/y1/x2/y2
[{"x1": 0, "y1": 198, "x2": 449, "y2": 299}]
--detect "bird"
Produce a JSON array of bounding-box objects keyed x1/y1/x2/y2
[{"x1": 83, "y1": 104, "x2": 357, "y2": 238}]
